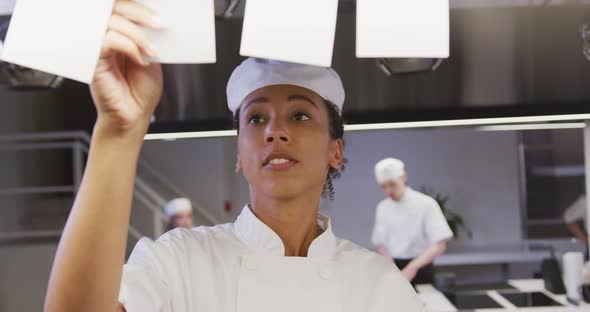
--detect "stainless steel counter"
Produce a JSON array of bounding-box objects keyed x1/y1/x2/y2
[{"x1": 417, "y1": 279, "x2": 590, "y2": 311}]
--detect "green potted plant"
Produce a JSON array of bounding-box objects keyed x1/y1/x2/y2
[{"x1": 420, "y1": 187, "x2": 472, "y2": 239}]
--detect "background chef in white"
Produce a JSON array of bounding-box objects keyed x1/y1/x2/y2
[
  {"x1": 43, "y1": 1, "x2": 425, "y2": 311},
  {"x1": 563, "y1": 194, "x2": 589, "y2": 258},
  {"x1": 371, "y1": 158, "x2": 454, "y2": 285},
  {"x1": 164, "y1": 197, "x2": 194, "y2": 230}
]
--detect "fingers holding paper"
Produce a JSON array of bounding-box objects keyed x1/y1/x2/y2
[{"x1": 91, "y1": 0, "x2": 163, "y2": 134}]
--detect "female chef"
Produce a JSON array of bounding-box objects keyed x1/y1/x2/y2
[{"x1": 44, "y1": 1, "x2": 424, "y2": 311}]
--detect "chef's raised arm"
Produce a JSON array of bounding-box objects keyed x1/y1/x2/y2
[{"x1": 44, "y1": 1, "x2": 164, "y2": 311}]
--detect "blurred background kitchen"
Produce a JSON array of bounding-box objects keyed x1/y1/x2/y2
[{"x1": 2, "y1": 0, "x2": 590, "y2": 311}]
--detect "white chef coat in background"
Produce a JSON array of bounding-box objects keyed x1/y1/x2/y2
[
  {"x1": 563, "y1": 195, "x2": 587, "y2": 224},
  {"x1": 371, "y1": 188, "x2": 453, "y2": 259},
  {"x1": 119, "y1": 205, "x2": 424, "y2": 312}
]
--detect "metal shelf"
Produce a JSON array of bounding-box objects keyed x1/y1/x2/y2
[{"x1": 531, "y1": 165, "x2": 585, "y2": 177}]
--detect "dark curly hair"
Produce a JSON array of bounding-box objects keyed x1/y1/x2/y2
[{"x1": 234, "y1": 99, "x2": 346, "y2": 200}]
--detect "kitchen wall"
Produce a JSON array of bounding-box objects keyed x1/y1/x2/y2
[
  {"x1": 0, "y1": 82, "x2": 92, "y2": 312},
  {"x1": 139, "y1": 137, "x2": 245, "y2": 225},
  {"x1": 0, "y1": 243, "x2": 57, "y2": 312},
  {"x1": 0, "y1": 85, "x2": 57, "y2": 312}
]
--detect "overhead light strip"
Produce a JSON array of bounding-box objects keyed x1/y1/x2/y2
[
  {"x1": 343, "y1": 113, "x2": 590, "y2": 131},
  {"x1": 476, "y1": 123, "x2": 586, "y2": 131},
  {"x1": 145, "y1": 130, "x2": 238, "y2": 140},
  {"x1": 144, "y1": 113, "x2": 590, "y2": 140}
]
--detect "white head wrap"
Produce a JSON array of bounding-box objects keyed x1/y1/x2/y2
[
  {"x1": 226, "y1": 58, "x2": 345, "y2": 115},
  {"x1": 164, "y1": 198, "x2": 192, "y2": 217},
  {"x1": 374, "y1": 158, "x2": 406, "y2": 184}
]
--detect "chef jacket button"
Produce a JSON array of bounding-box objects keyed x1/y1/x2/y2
[
  {"x1": 319, "y1": 268, "x2": 333, "y2": 280},
  {"x1": 242, "y1": 257, "x2": 257, "y2": 271}
]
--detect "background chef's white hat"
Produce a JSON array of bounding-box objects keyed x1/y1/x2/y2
[
  {"x1": 374, "y1": 158, "x2": 406, "y2": 184},
  {"x1": 226, "y1": 58, "x2": 345, "y2": 115},
  {"x1": 164, "y1": 198, "x2": 192, "y2": 217}
]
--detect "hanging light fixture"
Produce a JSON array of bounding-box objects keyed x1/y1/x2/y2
[
  {"x1": 356, "y1": 0, "x2": 449, "y2": 75},
  {"x1": 376, "y1": 58, "x2": 444, "y2": 76},
  {"x1": 214, "y1": 0, "x2": 242, "y2": 18}
]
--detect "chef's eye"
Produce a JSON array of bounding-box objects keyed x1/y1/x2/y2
[
  {"x1": 248, "y1": 114, "x2": 265, "y2": 124},
  {"x1": 293, "y1": 112, "x2": 310, "y2": 121}
]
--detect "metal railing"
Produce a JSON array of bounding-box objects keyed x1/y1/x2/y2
[{"x1": 0, "y1": 131, "x2": 217, "y2": 242}]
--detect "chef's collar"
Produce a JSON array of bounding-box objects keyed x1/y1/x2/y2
[
  {"x1": 401, "y1": 187, "x2": 410, "y2": 201},
  {"x1": 393, "y1": 187, "x2": 413, "y2": 204},
  {"x1": 234, "y1": 205, "x2": 337, "y2": 259}
]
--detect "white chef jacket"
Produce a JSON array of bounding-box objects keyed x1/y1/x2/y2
[
  {"x1": 563, "y1": 195, "x2": 587, "y2": 224},
  {"x1": 119, "y1": 205, "x2": 424, "y2": 312},
  {"x1": 371, "y1": 188, "x2": 453, "y2": 259}
]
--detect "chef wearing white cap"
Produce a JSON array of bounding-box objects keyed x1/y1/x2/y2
[
  {"x1": 44, "y1": 2, "x2": 424, "y2": 311},
  {"x1": 164, "y1": 198, "x2": 193, "y2": 230},
  {"x1": 372, "y1": 158, "x2": 453, "y2": 285}
]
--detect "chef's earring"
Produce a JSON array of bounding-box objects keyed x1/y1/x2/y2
[{"x1": 235, "y1": 156, "x2": 242, "y2": 173}]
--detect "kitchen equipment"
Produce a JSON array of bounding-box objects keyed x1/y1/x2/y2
[
  {"x1": 444, "y1": 293, "x2": 503, "y2": 310},
  {"x1": 563, "y1": 251, "x2": 584, "y2": 302},
  {"x1": 539, "y1": 245, "x2": 566, "y2": 295},
  {"x1": 455, "y1": 282, "x2": 518, "y2": 292},
  {"x1": 499, "y1": 291, "x2": 562, "y2": 307},
  {"x1": 581, "y1": 283, "x2": 590, "y2": 303},
  {"x1": 434, "y1": 272, "x2": 456, "y2": 295}
]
